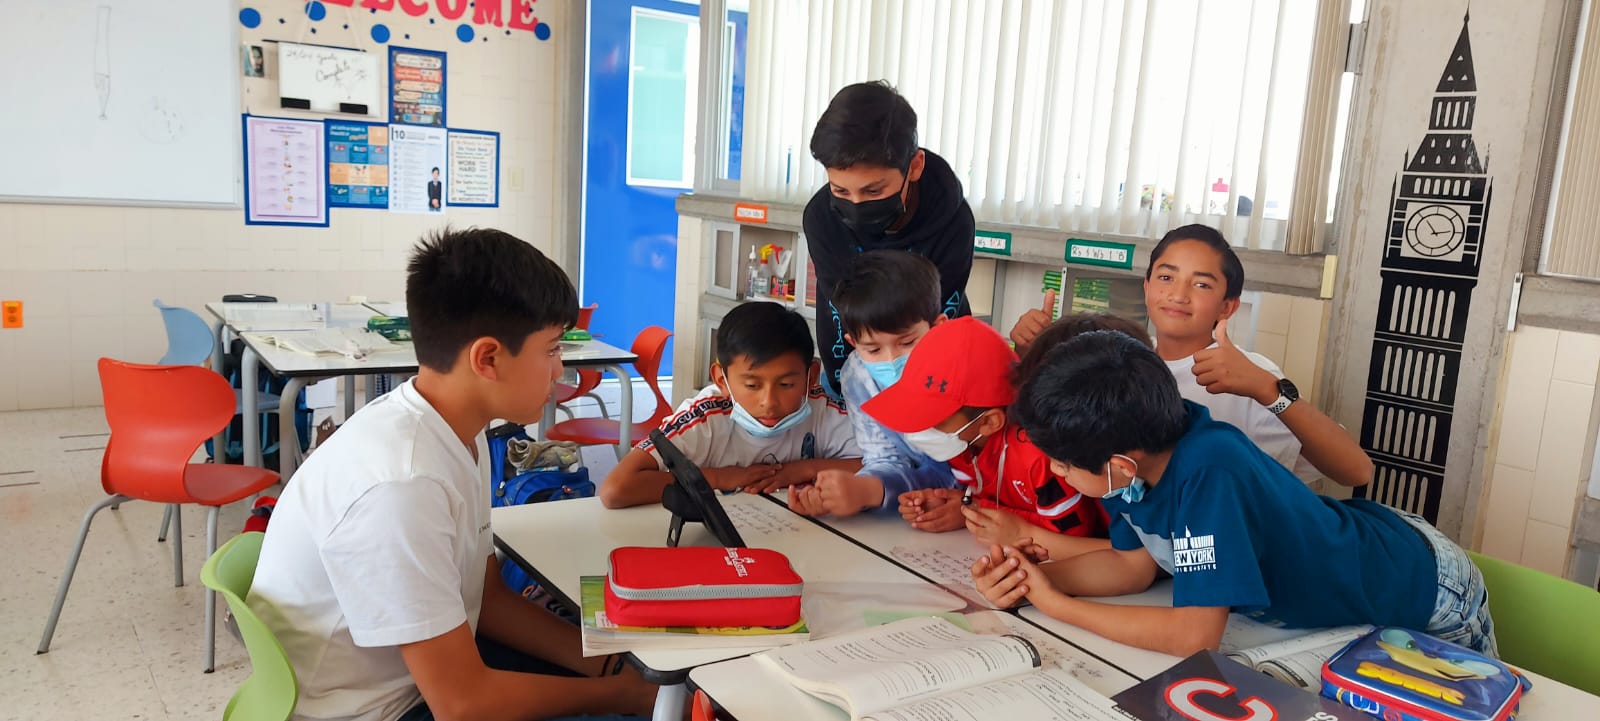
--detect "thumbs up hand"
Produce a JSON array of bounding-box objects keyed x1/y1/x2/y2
[
  {"x1": 1008, "y1": 289, "x2": 1058, "y2": 353},
  {"x1": 1190, "y1": 318, "x2": 1280, "y2": 405}
]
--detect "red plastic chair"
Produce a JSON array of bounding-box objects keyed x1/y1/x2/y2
[
  {"x1": 38, "y1": 358, "x2": 281, "y2": 672},
  {"x1": 692, "y1": 689, "x2": 720, "y2": 721},
  {"x1": 554, "y1": 304, "x2": 608, "y2": 418},
  {"x1": 546, "y1": 326, "x2": 674, "y2": 459}
]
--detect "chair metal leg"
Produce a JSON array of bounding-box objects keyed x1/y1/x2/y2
[
  {"x1": 584, "y1": 392, "x2": 610, "y2": 420},
  {"x1": 204, "y1": 506, "x2": 219, "y2": 673},
  {"x1": 171, "y1": 506, "x2": 184, "y2": 588},
  {"x1": 158, "y1": 504, "x2": 174, "y2": 542},
  {"x1": 38, "y1": 494, "x2": 129, "y2": 654},
  {"x1": 557, "y1": 405, "x2": 575, "y2": 420},
  {"x1": 653, "y1": 682, "x2": 688, "y2": 721}
]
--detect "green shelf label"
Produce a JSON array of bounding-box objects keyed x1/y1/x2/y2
[
  {"x1": 974, "y1": 230, "x2": 1012, "y2": 256},
  {"x1": 1065, "y1": 238, "x2": 1135, "y2": 270}
]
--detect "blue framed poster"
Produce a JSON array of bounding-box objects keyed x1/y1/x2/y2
[
  {"x1": 325, "y1": 120, "x2": 389, "y2": 209},
  {"x1": 243, "y1": 114, "x2": 328, "y2": 227},
  {"x1": 389, "y1": 46, "x2": 446, "y2": 127},
  {"x1": 446, "y1": 129, "x2": 500, "y2": 208}
]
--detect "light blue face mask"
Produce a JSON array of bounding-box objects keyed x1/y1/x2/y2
[
  {"x1": 1102, "y1": 454, "x2": 1148, "y2": 503},
  {"x1": 862, "y1": 354, "x2": 909, "y2": 389},
  {"x1": 730, "y1": 398, "x2": 813, "y2": 439}
]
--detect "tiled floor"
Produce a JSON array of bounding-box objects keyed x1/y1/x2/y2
[{"x1": 0, "y1": 376, "x2": 666, "y2": 720}]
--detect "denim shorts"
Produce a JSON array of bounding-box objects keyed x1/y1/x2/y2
[{"x1": 1394, "y1": 510, "x2": 1499, "y2": 657}]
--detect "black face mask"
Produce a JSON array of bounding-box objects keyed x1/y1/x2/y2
[{"x1": 830, "y1": 182, "x2": 907, "y2": 237}]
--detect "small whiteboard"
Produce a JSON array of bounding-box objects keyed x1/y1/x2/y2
[{"x1": 278, "y1": 43, "x2": 380, "y2": 116}]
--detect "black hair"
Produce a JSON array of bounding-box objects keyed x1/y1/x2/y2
[
  {"x1": 809, "y1": 81, "x2": 919, "y2": 171},
  {"x1": 831, "y1": 250, "x2": 941, "y2": 339},
  {"x1": 1146, "y1": 224, "x2": 1245, "y2": 300},
  {"x1": 715, "y1": 301, "x2": 815, "y2": 370},
  {"x1": 1012, "y1": 313, "x2": 1153, "y2": 387},
  {"x1": 405, "y1": 227, "x2": 578, "y2": 372},
  {"x1": 1011, "y1": 330, "x2": 1188, "y2": 471},
  {"x1": 431, "y1": 167, "x2": 440, "y2": 174}
]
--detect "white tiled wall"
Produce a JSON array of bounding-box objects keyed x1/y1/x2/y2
[
  {"x1": 1248, "y1": 293, "x2": 1330, "y2": 404},
  {"x1": 1479, "y1": 326, "x2": 1600, "y2": 577},
  {"x1": 0, "y1": 2, "x2": 569, "y2": 410}
]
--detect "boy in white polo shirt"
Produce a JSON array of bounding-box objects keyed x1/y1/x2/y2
[
  {"x1": 249, "y1": 228, "x2": 654, "y2": 721},
  {"x1": 600, "y1": 301, "x2": 862, "y2": 509}
]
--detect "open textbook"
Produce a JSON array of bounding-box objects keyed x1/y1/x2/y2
[
  {"x1": 253, "y1": 328, "x2": 397, "y2": 359},
  {"x1": 1218, "y1": 621, "x2": 1370, "y2": 688},
  {"x1": 756, "y1": 616, "x2": 1125, "y2": 721}
]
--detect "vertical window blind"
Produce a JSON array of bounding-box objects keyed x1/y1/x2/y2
[
  {"x1": 741, "y1": 0, "x2": 1350, "y2": 252},
  {"x1": 1542, "y1": 0, "x2": 1600, "y2": 279}
]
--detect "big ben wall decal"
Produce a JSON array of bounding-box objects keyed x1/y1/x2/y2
[{"x1": 1355, "y1": 11, "x2": 1492, "y2": 523}]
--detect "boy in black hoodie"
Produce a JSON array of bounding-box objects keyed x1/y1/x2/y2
[{"x1": 803, "y1": 81, "x2": 976, "y2": 400}]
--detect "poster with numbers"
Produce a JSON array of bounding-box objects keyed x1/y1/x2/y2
[
  {"x1": 446, "y1": 129, "x2": 499, "y2": 207},
  {"x1": 387, "y1": 125, "x2": 447, "y2": 215}
]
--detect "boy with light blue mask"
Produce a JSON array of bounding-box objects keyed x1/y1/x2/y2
[
  {"x1": 600, "y1": 302, "x2": 863, "y2": 509},
  {"x1": 787, "y1": 251, "x2": 959, "y2": 518},
  {"x1": 976, "y1": 330, "x2": 1495, "y2": 657}
]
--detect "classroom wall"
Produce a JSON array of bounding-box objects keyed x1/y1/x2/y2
[
  {"x1": 1477, "y1": 326, "x2": 1600, "y2": 577},
  {"x1": 0, "y1": 1, "x2": 571, "y2": 411}
]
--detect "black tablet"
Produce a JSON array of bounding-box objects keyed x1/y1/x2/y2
[{"x1": 651, "y1": 429, "x2": 747, "y2": 548}]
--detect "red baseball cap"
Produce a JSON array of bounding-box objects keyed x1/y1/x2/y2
[{"x1": 861, "y1": 317, "x2": 1019, "y2": 433}]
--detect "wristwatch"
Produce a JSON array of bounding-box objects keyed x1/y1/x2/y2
[{"x1": 1266, "y1": 378, "x2": 1300, "y2": 415}]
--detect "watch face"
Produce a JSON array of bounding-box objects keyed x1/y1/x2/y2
[
  {"x1": 1403, "y1": 204, "x2": 1467, "y2": 257},
  {"x1": 1277, "y1": 378, "x2": 1300, "y2": 403}
]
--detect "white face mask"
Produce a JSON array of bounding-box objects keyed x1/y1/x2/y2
[{"x1": 903, "y1": 414, "x2": 984, "y2": 462}]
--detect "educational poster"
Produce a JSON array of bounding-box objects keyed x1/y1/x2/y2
[
  {"x1": 326, "y1": 120, "x2": 389, "y2": 209},
  {"x1": 244, "y1": 115, "x2": 327, "y2": 227},
  {"x1": 446, "y1": 129, "x2": 499, "y2": 207},
  {"x1": 388, "y1": 125, "x2": 447, "y2": 214},
  {"x1": 389, "y1": 47, "x2": 446, "y2": 127}
]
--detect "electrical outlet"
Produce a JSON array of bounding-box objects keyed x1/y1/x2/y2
[{"x1": 1, "y1": 300, "x2": 21, "y2": 329}]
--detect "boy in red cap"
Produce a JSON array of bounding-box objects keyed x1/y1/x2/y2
[{"x1": 862, "y1": 317, "x2": 1110, "y2": 559}]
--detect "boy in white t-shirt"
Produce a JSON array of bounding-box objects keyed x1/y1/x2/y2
[
  {"x1": 1137, "y1": 224, "x2": 1371, "y2": 487},
  {"x1": 249, "y1": 228, "x2": 655, "y2": 721},
  {"x1": 600, "y1": 301, "x2": 862, "y2": 509},
  {"x1": 1010, "y1": 224, "x2": 1373, "y2": 488}
]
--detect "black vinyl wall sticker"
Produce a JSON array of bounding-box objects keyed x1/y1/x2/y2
[{"x1": 1355, "y1": 12, "x2": 1493, "y2": 522}]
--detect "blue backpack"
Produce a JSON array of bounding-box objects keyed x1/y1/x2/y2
[{"x1": 486, "y1": 423, "x2": 594, "y2": 600}]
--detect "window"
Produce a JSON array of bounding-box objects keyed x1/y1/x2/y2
[
  {"x1": 739, "y1": 0, "x2": 1353, "y2": 252},
  {"x1": 1541, "y1": 0, "x2": 1600, "y2": 279},
  {"x1": 627, "y1": 8, "x2": 699, "y2": 189}
]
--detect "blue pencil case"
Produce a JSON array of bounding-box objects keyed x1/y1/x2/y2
[{"x1": 1320, "y1": 628, "x2": 1530, "y2": 721}]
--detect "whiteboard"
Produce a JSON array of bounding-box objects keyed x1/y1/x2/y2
[
  {"x1": 0, "y1": 0, "x2": 240, "y2": 206},
  {"x1": 277, "y1": 42, "x2": 381, "y2": 117}
]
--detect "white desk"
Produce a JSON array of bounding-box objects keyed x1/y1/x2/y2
[
  {"x1": 693, "y1": 593, "x2": 1599, "y2": 721},
  {"x1": 491, "y1": 493, "x2": 971, "y2": 721},
  {"x1": 206, "y1": 302, "x2": 639, "y2": 476},
  {"x1": 706, "y1": 502, "x2": 1600, "y2": 720}
]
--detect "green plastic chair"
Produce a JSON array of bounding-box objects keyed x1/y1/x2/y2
[
  {"x1": 200, "y1": 532, "x2": 298, "y2": 721},
  {"x1": 1469, "y1": 551, "x2": 1600, "y2": 694}
]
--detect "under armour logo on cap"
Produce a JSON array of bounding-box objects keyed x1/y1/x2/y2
[{"x1": 923, "y1": 375, "x2": 949, "y2": 393}]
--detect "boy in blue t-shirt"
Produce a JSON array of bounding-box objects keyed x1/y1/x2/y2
[{"x1": 973, "y1": 330, "x2": 1497, "y2": 657}]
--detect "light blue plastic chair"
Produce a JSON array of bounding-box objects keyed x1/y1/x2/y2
[{"x1": 155, "y1": 300, "x2": 217, "y2": 366}]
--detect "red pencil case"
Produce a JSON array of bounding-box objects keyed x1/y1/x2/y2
[{"x1": 603, "y1": 546, "x2": 804, "y2": 628}]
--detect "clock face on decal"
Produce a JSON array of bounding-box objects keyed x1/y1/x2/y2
[{"x1": 1403, "y1": 203, "x2": 1467, "y2": 257}]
